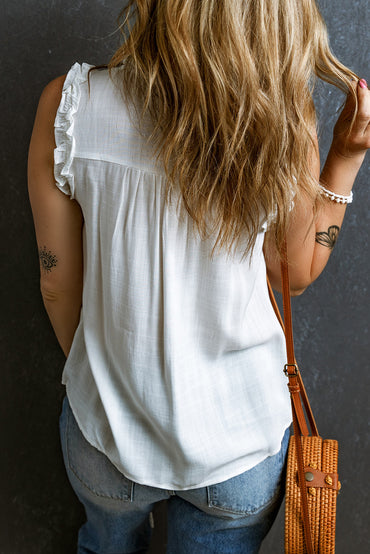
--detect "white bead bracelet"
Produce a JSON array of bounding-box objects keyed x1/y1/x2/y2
[{"x1": 318, "y1": 183, "x2": 353, "y2": 204}]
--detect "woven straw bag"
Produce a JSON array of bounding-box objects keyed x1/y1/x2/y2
[
  {"x1": 285, "y1": 435, "x2": 339, "y2": 553},
  {"x1": 268, "y1": 252, "x2": 341, "y2": 553}
]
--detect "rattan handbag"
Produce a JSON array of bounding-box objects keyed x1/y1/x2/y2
[{"x1": 268, "y1": 252, "x2": 341, "y2": 553}]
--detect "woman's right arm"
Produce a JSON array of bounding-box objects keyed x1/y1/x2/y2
[{"x1": 264, "y1": 80, "x2": 370, "y2": 294}]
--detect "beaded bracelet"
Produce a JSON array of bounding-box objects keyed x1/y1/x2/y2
[{"x1": 318, "y1": 183, "x2": 353, "y2": 204}]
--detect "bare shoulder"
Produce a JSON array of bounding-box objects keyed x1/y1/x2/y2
[
  {"x1": 45, "y1": 73, "x2": 67, "y2": 90},
  {"x1": 38, "y1": 74, "x2": 67, "y2": 116},
  {"x1": 29, "y1": 74, "x2": 67, "y2": 158}
]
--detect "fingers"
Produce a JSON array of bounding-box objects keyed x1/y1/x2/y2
[
  {"x1": 352, "y1": 78, "x2": 370, "y2": 137},
  {"x1": 333, "y1": 78, "x2": 370, "y2": 157}
]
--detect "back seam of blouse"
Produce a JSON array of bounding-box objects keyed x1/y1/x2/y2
[{"x1": 72, "y1": 155, "x2": 166, "y2": 180}]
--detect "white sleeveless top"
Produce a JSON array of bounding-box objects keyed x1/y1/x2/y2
[{"x1": 55, "y1": 62, "x2": 291, "y2": 490}]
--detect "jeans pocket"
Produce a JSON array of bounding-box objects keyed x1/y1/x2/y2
[
  {"x1": 59, "y1": 395, "x2": 133, "y2": 502},
  {"x1": 206, "y1": 427, "x2": 290, "y2": 517}
]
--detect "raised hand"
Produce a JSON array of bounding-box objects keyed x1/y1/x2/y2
[{"x1": 332, "y1": 79, "x2": 370, "y2": 160}]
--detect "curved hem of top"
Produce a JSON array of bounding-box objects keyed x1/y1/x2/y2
[
  {"x1": 64, "y1": 383, "x2": 292, "y2": 492},
  {"x1": 120, "y1": 416, "x2": 293, "y2": 491}
]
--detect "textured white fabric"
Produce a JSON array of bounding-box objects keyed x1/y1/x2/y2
[{"x1": 54, "y1": 62, "x2": 292, "y2": 490}]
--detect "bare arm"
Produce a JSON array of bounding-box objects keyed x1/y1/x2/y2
[
  {"x1": 264, "y1": 80, "x2": 370, "y2": 294},
  {"x1": 28, "y1": 75, "x2": 84, "y2": 357}
]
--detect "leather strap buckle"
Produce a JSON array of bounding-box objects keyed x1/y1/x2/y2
[{"x1": 284, "y1": 363, "x2": 299, "y2": 377}]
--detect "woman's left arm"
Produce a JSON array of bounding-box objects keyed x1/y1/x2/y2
[
  {"x1": 264, "y1": 81, "x2": 370, "y2": 295},
  {"x1": 28, "y1": 76, "x2": 84, "y2": 357}
]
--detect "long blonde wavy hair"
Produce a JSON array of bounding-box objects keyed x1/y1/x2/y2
[{"x1": 90, "y1": 0, "x2": 358, "y2": 258}]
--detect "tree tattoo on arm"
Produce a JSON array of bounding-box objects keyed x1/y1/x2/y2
[
  {"x1": 315, "y1": 225, "x2": 340, "y2": 250},
  {"x1": 38, "y1": 246, "x2": 58, "y2": 273}
]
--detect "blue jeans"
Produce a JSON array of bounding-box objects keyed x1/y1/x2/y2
[{"x1": 59, "y1": 395, "x2": 290, "y2": 553}]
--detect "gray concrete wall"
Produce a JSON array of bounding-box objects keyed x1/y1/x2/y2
[{"x1": 1, "y1": 1, "x2": 368, "y2": 552}]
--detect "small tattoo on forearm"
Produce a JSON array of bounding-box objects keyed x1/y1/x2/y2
[
  {"x1": 38, "y1": 246, "x2": 58, "y2": 273},
  {"x1": 315, "y1": 225, "x2": 340, "y2": 250}
]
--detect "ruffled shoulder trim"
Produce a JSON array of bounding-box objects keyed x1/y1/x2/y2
[{"x1": 54, "y1": 62, "x2": 93, "y2": 197}]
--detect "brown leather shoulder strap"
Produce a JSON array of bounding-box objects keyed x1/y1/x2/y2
[
  {"x1": 267, "y1": 278, "x2": 318, "y2": 437},
  {"x1": 280, "y1": 243, "x2": 316, "y2": 554}
]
